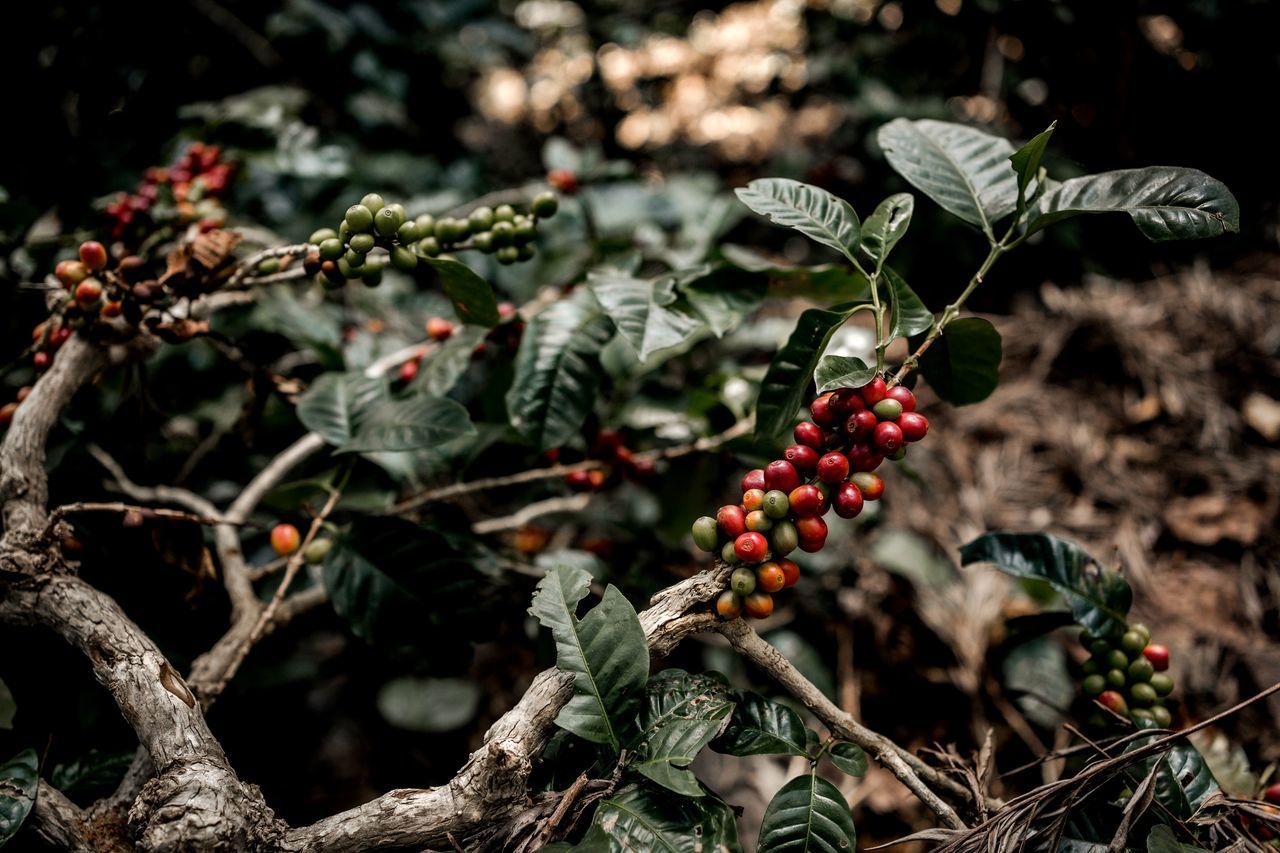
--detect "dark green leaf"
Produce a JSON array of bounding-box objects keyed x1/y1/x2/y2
[
  {"x1": 1028, "y1": 167, "x2": 1240, "y2": 242},
  {"x1": 918, "y1": 316, "x2": 1002, "y2": 405},
  {"x1": 0, "y1": 749, "x2": 38, "y2": 847},
  {"x1": 583, "y1": 784, "x2": 741, "y2": 853},
  {"x1": 296, "y1": 372, "x2": 387, "y2": 447},
  {"x1": 410, "y1": 326, "x2": 486, "y2": 397},
  {"x1": 507, "y1": 291, "x2": 614, "y2": 450},
  {"x1": 1001, "y1": 636, "x2": 1073, "y2": 728},
  {"x1": 877, "y1": 118, "x2": 1018, "y2": 236},
  {"x1": 828, "y1": 742, "x2": 868, "y2": 777},
  {"x1": 881, "y1": 266, "x2": 933, "y2": 340},
  {"x1": 713, "y1": 691, "x2": 811, "y2": 757},
  {"x1": 338, "y1": 395, "x2": 475, "y2": 454},
  {"x1": 735, "y1": 179, "x2": 861, "y2": 264},
  {"x1": 960, "y1": 532, "x2": 1132, "y2": 637},
  {"x1": 720, "y1": 245, "x2": 868, "y2": 302},
  {"x1": 1124, "y1": 726, "x2": 1219, "y2": 819},
  {"x1": 859, "y1": 193, "x2": 914, "y2": 272},
  {"x1": 755, "y1": 304, "x2": 863, "y2": 439},
  {"x1": 1146, "y1": 825, "x2": 1209, "y2": 853},
  {"x1": 589, "y1": 270, "x2": 705, "y2": 360},
  {"x1": 424, "y1": 256, "x2": 500, "y2": 327},
  {"x1": 529, "y1": 565, "x2": 649, "y2": 751},
  {"x1": 50, "y1": 750, "x2": 135, "y2": 800},
  {"x1": 814, "y1": 355, "x2": 875, "y2": 395},
  {"x1": 1009, "y1": 123, "x2": 1056, "y2": 197},
  {"x1": 629, "y1": 670, "x2": 735, "y2": 797},
  {"x1": 757, "y1": 773, "x2": 856, "y2": 853},
  {"x1": 678, "y1": 264, "x2": 767, "y2": 338}
]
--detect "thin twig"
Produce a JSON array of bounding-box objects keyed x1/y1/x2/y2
[
  {"x1": 472, "y1": 494, "x2": 592, "y2": 534},
  {"x1": 42, "y1": 501, "x2": 237, "y2": 539}
]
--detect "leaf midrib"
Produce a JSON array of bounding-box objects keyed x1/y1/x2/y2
[{"x1": 909, "y1": 124, "x2": 993, "y2": 237}]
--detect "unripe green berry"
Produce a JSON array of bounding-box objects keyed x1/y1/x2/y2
[
  {"x1": 360, "y1": 193, "x2": 385, "y2": 214},
  {"x1": 513, "y1": 218, "x2": 537, "y2": 245},
  {"x1": 319, "y1": 238, "x2": 345, "y2": 260},
  {"x1": 1131, "y1": 623, "x2": 1151, "y2": 643},
  {"x1": 730, "y1": 567, "x2": 757, "y2": 597},
  {"x1": 1129, "y1": 682, "x2": 1157, "y2": 706},
  {"x1": 531, "y1": 191, "x2": 559, "y2": 218},
  {"x1": 336, "y1": 257, "x2": 354, "y2": 278},
  {"x1": 304, "y1": 538, "x2": 332, "y2": 564},
  {"x1": 872, "y1": 398, "x2": 903, "y2": 420},
  {"x1": 762, "y1": 490, "x2": 789, "y2": 519},
  {"x1": 257, "y1": 258, "x2": 280, "y2": 275},
  {"x1": 494, "y1": 204, "x2": 516, "y2": 222},
  {"x1": 517, "y1": 244, "x2": 536, "y2": 262},
  {"x1": 496, "y1": 246, "x2": 519, "y2": 265},
  {"x1": 309, "y1": 228, "x2": 338, "y2": 245},
  {"x1": 1106, "y1": 669, "x2": 1126, "y2": 689},
  {"x1": 473, "y1": 232, "x2": 495, "y2": 253},
  {"x1": 415, "y1": 214, "x2": 436, "y2": 234},
  {"x1": 375, "y1": 206, "x2": 404, "y2": 236},
  {"x1": 469, "y1": 206, "x2": 495, "y2": 231},
  {"x1": 1081, "y1": 659, "x2": 1099, "y2": 676},
  {"x1": 390, "y1": 246, "x2": 418, "y2": 272},
  {"x1": 349, "y1": 233, "x2": 376, "y2": 254},
  {"x1": 1150, "y1": 705, "x2": 1171, "y2": 727},
  {"x1": 1120, "y1": 631, "x2": 1146, "y2": 655},
  {"x1": 361, "y1": 264, "x2": 383, "y2": 287},
  {"x1": 721, "y1": 541, "x2": 741, "y2": 565},
  {"x1": 1127, "y1": 658, "x2": 1154, "y2": 684},
  {"x1": 1107, "y1": 649, "x2": 1129, "y2": 670},
  {"x1": 338, "y1": 220, "x2": 351, "y2": 242},
  {"x1": 888, "y1": 446, "x2": 907, "y2": 461},
  {"x1": 1149, "y1": 674, "x2": 1174, "y2": 696},
  {"x1": 1082, "y1": 674, "x2": 1106, "y2": 696},
  {"x1": 1130, "y1": 708, "x2": 1154, "y2": 724},
  {"x1": 692, "y1": 516, "x2": 719, "y2": 552},
  {"x1": 418, "y1": 237, "x2": 442, "y2": 257},
  {"x1": 397, "y1": 221, "x2": 420, "y2": 244},
  {"x1": 1090, "y1": 640, "x2": 1111, "y2": 658},
  {"x1": 344, "y1": 249, "x2": 365, "y2": 269},
  {"x1": 770, "y1": 520, "x2": 798, "y2": 556},
  {"x1": 345, "y1": 204, "x2": 374, "y2": 232}
]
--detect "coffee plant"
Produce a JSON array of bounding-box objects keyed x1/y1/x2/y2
[{"x1": 2, "y1": 112, "x2": 1272, "y2": 853}]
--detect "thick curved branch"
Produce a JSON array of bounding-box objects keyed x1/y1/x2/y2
[{"x1": 27, "y1": 781, "x2": 101, "y2": 853}]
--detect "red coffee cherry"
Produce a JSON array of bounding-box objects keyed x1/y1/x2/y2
[
  {"x1": 74, "y1": 278, "x2": 103, "y2": 306},
  {"x1": 897, "y1": 412, "x2": 929, "y2": 442},
  {"x1": 816, "y1": 452, "x2": 850, "y2": 484},
  {"x1": 0, "y1": 402, "x2": 16, "y2": 427},
  {"x1": 850, "y1": 472, "x2": 884, "y2": 501},
  {"x1": 742, "y1": 488, "x2": 765, "y2": 512},
  {"x1": 860, "y1": 376, "x2": 887, "y2": 404},
  {"x1": 833, "y1": 482, "x2": 864, "y2": 518},
  {"x1": 715, "y1": 590, "x2": 742, "y2": 619},
  {"x1": 794, "y1": 515, "x2": 827, "y2": 543},
  {"x1": 764, "y1": 460, "x2": 801, "y2": 493},
  {"x1": 1142, "y1": 644, "x2": 1170, "y2": 672},
  {"x1": 846, "y1": 444, "x2": 884, "y2": 473},
  {"x1": 55, "y1": 260, "x2": 89, "y2": 287},
  {"x1": 79, "y1": 241, "x2": 109, "y2": 271},
  {"x1": 547, "y1": 168, "x2": 579, "y2": 194},
  {"x1": 885, "y1": 385, "x2": 916, "y2": 412},
  {"x1": 784, "y1": 444, "x2": 819, "y2": 473},
  {"x1": 756, "y1": 561, "x2": 786, "y2": 593},
  {"x1": 793, "y1": 421, "x2": 825, "y2": 449},
  {"x1": 1265, "y1": 783, "x2": 1280, "y2": 805},
  {"x1": 16, "y1": 386, "x2": 31, "y2": 403},
  {"x1": 741, "y1": 469, "x2": 766, "y2": 493},
  {"x1": 743, "y1": 591, "x2": 774, "y2": 619},
  {"x1": 810, "y1": 393, "x2": 838, "y2": 427},
  {"x1": 565, "y1": 470, "x2": 593, "y2": 492},
  {"x1": 717, "y1": 505, "x2": 747, "y2": 537},
  {"x1": 33, "y1": 351, "x2": 51, "y2": 371},
  {"x1": 788, "y1": 485, "x2": 827, "y2": 518},
  {"x1": 426, "y1": 317, "x2": 455, "y2": 341},
  {"x1": 873, "y1": 421, "x2": 904, "y2": 453},
  {"x1": 845, "y1": 409, "x2": 877, "y2": 441},
  {"x1": 101, "y1": 300, "x2": 123, "y2": 318},
  {"x1": 829, "y1": 387, "x2": 864, "y2": 415},
  {"x1": 777, "y1": 558, "x2": 800, "y2": 587},
  {"x1": 734, "y1": 532, "x2": 769, "y2": 563},
  {"x1": 587, "y1": 469, "x2": 608, "y2": 490},
  {"x1": 270, "y1": 523, "x2": 302, "y2": 556},
  {"x1": 1097, "y1": 690, "x2": 1129, "y2": 715}
]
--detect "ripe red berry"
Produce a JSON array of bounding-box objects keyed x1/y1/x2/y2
[
  {"x1": 788, "y1": 484, "x2": 827, "y2": 518},
  {"x1": 74, "y1": 279, "x2": 103, "y2": 306},
  {"x1": 741, "y1": 469, "x2": 766, "y2": 493},
  {"x1": 777, "y1": 558, "x2": 800, "y2": 587},
  {"x1": 885, "y1": 385, "x2": 916, "y2": 412},
  {"x1": 860, "y1": 376, "x2": 887, "y2": 404},
  {"x1": 587, "y1": 470, "x2": 607, "y2": 489},
  {"x1": 547, "y1": 168, "x2": 579, "y2": 194},
  {"x1": 743, "y1": 591, "x2": 774, "y2": 619},
  {"x1": 816, "y1": 452, "x2": 850, "y2": 484},
  {"x1": 833, "y1": 482, "x2": 864, "y2": 518},
  {"x1": 810, "y1": 393, "x2": 838, "y2": 427},
  {"x1": 16, "y1": 386, "x2": 31, "y2": 403},
  {"x1": 734, "y1": 532, "x2": 769, "y2": 563},
  {"x1": 101, "y1": 300, "x2": 123, "y2": 318},
  {"x1": 717, "y1": 505, "x2": 747, "y2": 537},
  {"x1": 1265, "y1": 783, "x2": 1280, "y2": 805},
  {"x1": 565, "y1": 470, "x2": 594, "y2": 491},
  {"x1": 829, "y1": 387, "x2": 864, "y2": 415},
  {"x1": 845, "y1": 409, "x2": 877, "y2": 441},
  {"x1": 55, "y1": 260, "x2": 89, "y2": 287},
  {"x1": 764, "y1": 460, "x2": 801, "y2": 493},
  {"x1": 271, "y1": 523, "x2": 302, "y2": 556},
  {"x1": 398, "y1": 359, "x2": 419, "y2": 383},
  {"x1": 897, "y1": 412, "x2": 929, "y2": 442},
  {"x1": 715, "y1": 590, "x2": 742, "y2": 619},
  {"x1": 1142, "y1": 644, "x2": 1170, "y2": 672},
  {"x1": 33, "y1": 352, "x2": 51, "y2": 371},
  {"x1": 52, "y1": 328, "x2": 72, "y2": 347},
  {"x1": 426, "y1": 317, "x2": 454, "y2": 341},
  {"x1": 873, "y1": 421, "x2": 904, "y2": 453},
  {"x1": 0, "y1": 402, "x2": 16, "y2": 427},
  {"x1": 742, "y1": 488, "x2": 765, "y2": 512},
  {"x1": 784, "y1": 444, "x2": 819, "y2": 473},
  {"x1": 793, "y1": 421, "x2": 825, "y2": 450},
  {"x1": 756, "y1": 562, "x2": 786, "y2": 593},
  {"x1": 79, "y1": 241, "x2": 108, "y2": 271},
  {"x1": 850, "y1": 472, "x2": 884, "y2": 501},
  {"x1": 1097, "y1": 690, "x2": 1129, "y2": 715},
  {"x1": 794, "y1": 515, "x2": 827, "y2": 542},
  {"x1": 846, "y1": 444, "x2": 884, "y2": 473}
]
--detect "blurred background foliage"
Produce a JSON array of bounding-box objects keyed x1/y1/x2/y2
[{"x1": 1, "y1": 0, "x2": 1276, "y2": 842}]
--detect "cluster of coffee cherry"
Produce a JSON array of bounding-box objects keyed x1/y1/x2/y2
[
  {"x1": 694, "y1": 375, "x2": 929, "y2": 619},
  {"x1": 1079, "y1": 624, "x2": 1175, "y2": 728},
  {"x1": 560, "y1": 429, "x2": 657, "y2": 493},
  {"x1": 104, "y1": 142, "x2": 234, "y2": 241},
  {"x1": 299, "y1": 192, "x2": 559, "y2": 288}
]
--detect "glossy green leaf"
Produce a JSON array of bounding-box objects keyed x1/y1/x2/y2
[
  {"x1": 584, "y1": 784, "x2": 741, "y2": 853},
  {"x1": 529, "y1": 565, "x2": 649, "y2": 751},
  {"x1": 507, "y1": 290, "x2": 614, "y2": 450},
  {"x1": 713, "y1": 691, "x2": 812, "y2": 757},
  {"x1": 881, "y1": 266, "x2": 933, "y2": 340},
  {"x1": 1001, "y1": 636, "x2": 1073, "y2": 728},
  {"x1": 589, "y1": 270, "x2": 705, "y2": 360},
  {"x1": 735, "y1": 178, "x2": 861, "y2": 264},
  {"x1": 720, "y1": 245, "x2": 868, "y2": 303},
  {"x1": 296, "y1": 372, "x2": 388, "y2": 447},
  {"x1": 678, "y1": 264, "x2": 767, "y2": 338},
  {"x1": 0, "y1": 749, "x2": 37, "y2": 847},
  {"x1": 918, "y1": 316, "x2": 1002, "y2": 405},
  {"x1": 338, "y1": 395, "x2": 475, "y2": 454},
  {"x1": 629, "y1": 670, "x2": 735, "y2": 797},
  {"x1": 1009, "y1": 123, "x2": 1056, "y2": 198},
  {"x1": 410, "y1": 326, "x2": 486, "y2": 397},
  {"x1": 828, "y1": 741, "x2": 868, "y2": 777},
  {"x1": 755, "y1": 303, "x2": 864, "y2": 439},
  {"x1": 877, "y1": 118, "x2": 1019, "y2": 236},
  {"x1": 1124, "y1": 726, "x2": 1219, "y2": 820},
  {"x1": 1029, "y1": 167, "x2": 1240, "y2": 242},
  {"x1": 814, "y1": 355, "x2": 875, "y2": 395},
  {"x1": 960, "y1": 532, "x2": 1132, "y2": 637},
  {"x1": 859, "y1": 192, "x2": 914, "y2": 272},
  {"x1": 50, "y1": 750, "x2": 134, "y2": 800},
  {"x1": 1146, "y1": 825, "x2": 1209, "y2": 853},
  {"x1": 757, "y1": 773, "x2": 856, "y2": 853},
  {"x1": 424, "y1": 256, "x2": 500, "y2": 327}
]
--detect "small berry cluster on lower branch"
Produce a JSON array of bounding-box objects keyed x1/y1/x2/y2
[
  {"x1": 1079, "y1": 623, "x2": 1175, "y2": 728},
  {"x1": 692, "y1": 375, "x2": 930, "y2": 618}
]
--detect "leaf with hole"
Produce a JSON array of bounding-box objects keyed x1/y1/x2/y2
[
  {"x1": 628, "y1": 670, "x2": 735, "y2": 797},
  {"x1": 1124, "y1": 724, "x2": 1220, "y2": 820},
  {"x1": 961, "y1": 532, "x2": 1132, "y2": 637},
  {"x1": 713, "y1": 690, "x2": 812, "y2": 758},
  {"x1": 735, "y1": 179, "x2": 861, "y2": 264},
  {"x1": 757, "y1": 773, "x2": 856, "y2": 853},
  {"x1": 582, "y1": 783, "x2": 741, "y2": 852},
  {"x1": 859, "y1": 192, "x2": 914, "y2": 272},
  {"x1": 917, "y1": 316, "x2": 1002, "y2": 405}
]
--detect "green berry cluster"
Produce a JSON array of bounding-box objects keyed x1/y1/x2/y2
[
  {"x1": 1079, "y1": 624, "x2": 1175, "y2": 728},
  {"x1": 305, "y1": 192, "x2": 560, "y2": 288}
]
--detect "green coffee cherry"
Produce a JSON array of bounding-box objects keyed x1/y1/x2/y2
[
  {"x1": 494, "y1": 204, "x2": 516, "y2": 222},
  {"x1": 1150, "y1": 705, "x2": 1171, "y2": 727},
  {"x1": 257, "y1": 258, "x2": 280, "y2": 275},
  {"x1": 762, "y1": 490, "x2": 789, "y2": 519},
  {"x1": 349, "y1": 233, "x2": 376, "y2": 254},
  {"x1": 319, "y1": 239, "x2": 345, "y2": 261},
  {"x1": 415, "y1": 214, "x2": 436, "y2": 234},
  {"x1": 1107, "y1": 649, "x2": 1129, "y2": 670},
  {"x1": 721, "y1": 541, "x2": 741, "y2": 565},
  {"x1": 375, "y1": 207, "x2": 404, "y2": 236},
  {"x1": 1082, "y1": 674, "x2": 1106, "y2": 696},
  {"x1": 517, "y1": 244, "x2": 536, "y2": 262},
  {"x1": 417, "y1": 237, "x2": 442, "y2": 257},
  {"x1": 1120, "y1": 631, "x2": 1146, "y2": 655},
  {"x1": 531, "y1": 191, "x2": 559, "y2": 218},
  {"x1": 1131, "y1": 623, "x2": 1151, "y2": 643},
  {"x1": 344, "y1": 250, "x2": 365, "y2": 269},
  {"x1": 490, "y1": 221, "x2": 515, "y2": 247},
  {"x1": 360, "y1": 193, "x2": 385, "y2": 214},
  {"x1": 397, "y1": 221, "x2": 420, "y2": 244},
  {"x1": 469, "y1": 206, "x2": 495, "y2": 231},
  {"x1": 692, "y1": 516, "x2": 719, "y2": 552},
  {"x1": 309, "y1": 228, "x2": 338, "y2": 244},
  {"x1": 338, "y1": 220, "x2": 351, "y2": 242},
  {"x1": 473, "y1": 232, "x2": 495, "y2": 253},
  {"x1": 304, "y1": 538, "x2": 332, "y2": 564},
  {"x1": 770, "y1": 520, "x2": 798, "y2": 556},
  {"x1": 390, "y1": 246, "x2": 418, "y2": 272},
  {"x1": 345, "y1": 204, "x2": 374, "y2": 232},
  {"x1": 730, "y1": 567, "x2": 757, "y2": 597},
  {"x1": 1106, "y1": 669, "x2": 1126, "y2": 689},
  {"x1": 336, "y1": 256, "x2": 354, "y2": 278},
  {"x1": 1127, "y1": 658, "x2": 1154, "y2": 684},
  {"x1": 435, "y1": 218, "x2": 470, "y2": 243},
  {"x1": 513, "y1": 218, "x2": 537, "y2": 245},
  {"x1": 361, "y1": 264, "x2": 383, "y2": 287},
  {"x1": 495, "y1": 246, "x2": 519, "y2": 265},
  {"x1": 1130, "y1": 708, "x2": 1154, "y2": 724},
  {"x1": 1081, "y1": 659, "x2": 1099, "y2": 676},
  {"x1": 1090, "y1": 640, "x2": 1111, "y2": 658},
  {"x1": 1129, "y1": 683, "x2": 1157, "y2": 706},
  {"x1": 872, "y1": 398, "x2": 903, "y2": 420},
  {"x1": 1149, "y1": 674, "x2": 1174, "y2": 696}
]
